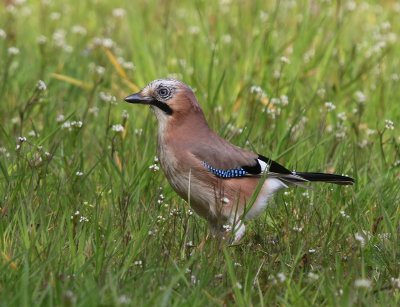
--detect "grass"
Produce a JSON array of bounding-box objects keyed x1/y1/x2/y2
[{"x1": 0, "y1": 0, "x2": 399, "y2": 305}]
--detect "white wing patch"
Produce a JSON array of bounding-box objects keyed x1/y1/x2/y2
[{"x1": 257, "y1": 158, "x2": 269, "y2": 172}]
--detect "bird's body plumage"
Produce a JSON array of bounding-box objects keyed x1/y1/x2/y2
[{"x1": 125, "y1": 79, "x2": 354, "y2": 242}]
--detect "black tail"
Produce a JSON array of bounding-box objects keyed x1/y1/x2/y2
[{"x1": 295, "y1": 172, "x2": 355, "y2": 185}]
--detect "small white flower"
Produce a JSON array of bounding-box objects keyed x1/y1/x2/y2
[
  {"x1": 18, "y1": 136, "x2": 27, "y2": 142},
  {"x1": 118, "y1": 295, "x2": 131, "y2": 305},
  {"x1": 56, "y1": 114, "x2": 65, "y2": 122},
  {"x1": 354, "y1": 278, "x2": 372, "y2": 289},
  {"x1": 99, "y1": 92, "x2": 116, "y2": 103},
  {"x1": 354, "y1": 233, "x2": 366, "y2": 247},
  {"x1": 71, "y1": 25, "x2": 87, "y2": 35},
  {"x1": 391, "y1": 277, "x2": 400, "y2": 289},
  {"x1": 293, "y1": 226, "x2": 303, "y2": 232},
  {"x1": 235, "y1": 282, "x2": 242, "y2": 289},
  {"x1": 122, "y1": 61, "x2": 135, "y2": 70},
  {"x1": 317, "y1": 88, "x2": 326, "y2": 98},
  {"x1": 28, "y1": 130, "x2": 37, "y2": 137},
  {"x1": 8, "y1": 47, "x2": 20, "y2": 56},
  {"x1": 280, "y1": 56, "x2": 290, "y2": 64},
  {"x1": 112, "y1": 8, "x2": 126, "y2": 18},
  {"x1": 37, "y1": 80, "x2": 47, "y2": 91},
  {"x1": 74, "y1": 210, "x2": 80, "y2": 215},
  {"x1": 277, "y1": 272, "x2": 286, "y2": 282},
  {"x1": 324, "y1": 102, "x2": 336, "y2": 112},
  {"x1": 308, "y1": 272, "x2": 319, "y2": 280},
  {"x1": 121, "y1": 110, "x2": 129, "y2": 119},
  {"x1": 79, "y1": 216, "x2": 89, "y2": 222},
  {"x1": 111, "y1": 124, "x2": 124, "y2": 132},
  {"x1": 50, "y1": 12, "x2": 61, "y2": 20},
  {"x1": 134, "y1": 260, "x2": 142, "y2": 266},
  {"x1": 337, "y1": 112, "x2": 347, "y2": 121},
  {"x1": 101, "y1": 38, "x2": 114, "y2": 48},
  {"x1": 149, "y1": 164, "x2": 159, "y2": 171},
  {"x1": 37, "y1": 35, "x2": 47, "y2": 45},
  {"x1": 0, "y1": 29, "x2": 6, "y2": 39},
  {"x1": 355, "y1": 91, "x2": 367, "y2": 103},
  {"x1": 384, "y1": 119, "x2": 394, "y2": 130},
  {"x1": 76, "y1": 171, "x2": 84, "y2": 176},
  {"x1": 188, "y1": 26, "x2": 200, "y2": 35},
  {"x1": 308, "y1": 249, "x2": 316, "y2": 253},
  {"x1": 95, "y1": 66, "x2": 105, "y2": 75}
]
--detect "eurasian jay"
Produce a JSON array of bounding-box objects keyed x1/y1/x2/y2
[{"x1": 125, "y1": 79, "x2": 354, "y2": 243}]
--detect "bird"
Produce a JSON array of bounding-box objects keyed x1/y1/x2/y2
[{"x1": 125, "y1": 79, "x2": 354, "y2": 243}]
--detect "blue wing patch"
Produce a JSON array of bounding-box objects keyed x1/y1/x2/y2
[{"x1": 203, "y1": 161, "x2": 248, "y2": 178}]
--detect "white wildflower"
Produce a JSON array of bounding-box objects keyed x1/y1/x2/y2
[
  {"x1": 280, "y1": 56, "x2": 290, "y2": 64},
  {"x1": 118, "y1": 295, "x2": 131, "y2": 305},
  {"x1": 222, "y1": 34, "x2": 232, "y2": 44},
  {"x1": 52, "y1": 29, "x2": 66, "y2": 47},
  {"x1": 384, "y1": 119, "x2": 394, "y2": 130},
  {"x1": 391, "y1": 277, "x2": 400, "y2": 289},
  {"x1": 308, "y1": 249, "x2": 316, "y2": 253},
  {"x1": 37, "y1": 80, "x2": 47, "y2": 91},
  {"x1": 0, "y1": 29, "x2": 6, "y2": 39},
  {"x1": 28, "y1": 130, "x2": 37, "y2": 137},
  {"x1": 18, "y1": 136, "x2": 27, "y2": 142},
  {"x1": 37, "y1": 35, "x2": 47, "y2": 45},
  {"x1": 111, "y1": 124, "x2": 124, "y2": 132},
  {"x1": 293, "y1": 226, "x2": 303, "y2": 232},
  {"x1": 337, "y1": 112, "x2": 347, "y2": 121},
  {"x1": 340, "y1": 210, "x2": 350, "y2": 219},
  {"x1": 112, "y1": 8, "x2": 126, "y2": 18},
  {"x1": 277, "y1": 272, "x2": 286, "y2": 282},
  {"x1": 101, "y1": 38, "x2": 114, "y2": 48},
  {"x1": 280, "y1": 95, "x2": 289, "y2": 106},
  {"x1": 79, "y1": 216, "x2": 89, "y2": 222},
  {"x1": 134, "y1": 260, "x2": 142, "y2": 266},
  {"x1": 8, "y1": 47, "x2": 20, "y2": 56},
  {"x1": 355, "y1": 91, "x2": 367, "y2": 103},
  {"x1": 308, "y1": 272, "x2": 319, "y2": 281},
  {"x1": 122, "y1": 61, "x2": 135, "y2": 70},
  {"x1": 88, "y1": 106, "x2": 99, "y2": 116},
  {"x1": 95, "y1": 66, "x2": 105, "y2": 76},
  {"x1": 99, "y1": 92, "x2": 116, "y2": 103},
  {"x1": 317, "y1": 88, "x2": 326, "y2": 98},
  {"x1": 121, "y1": 110, "x2": 129, "y2": 119},
  {"x1": 76, "y1": 171, "x2": 84, "y2": 176},
  {"x1": 71, "y1": 25, "x2": 87, "y2": 35},
  {"x1": 50, "y1": 12, "x2": 61, "y2": 20},
  {"x1": 273, "y1": 70, "x2": 281, "y2": 79},
  {"x1": 324, "y1": 102, "x2": 336, "y2": 112},
  {"x1": 188, "y1": 26, "x2": 200, "y2": 35},
  {"x1": 354, "y1": 278, "x2": 372, "y2": 289},
  {"x1": 354, "y1": 232, "x2": 367, "y2": 247},
  {"x1": 149, "y1": 164, "x2": 159, "y2": 171},
  {"x1": 235, "y1": 282, "x2": 242, "y2": 289},
  {"x1": 56, "y1": 114, "x2": 65, "y2": 122}
]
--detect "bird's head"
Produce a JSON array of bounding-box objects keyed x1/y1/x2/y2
[{"x1": 125, "y1": 79, "x2": 203, "y2": 124}]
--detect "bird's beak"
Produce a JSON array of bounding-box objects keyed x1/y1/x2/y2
[{"x1": 124, "y1": 92, "x2": 154, "y2": 104}]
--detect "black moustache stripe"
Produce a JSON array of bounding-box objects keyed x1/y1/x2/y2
[{"x1": 151, "y1": 100, "x2": 173, "y2": 115}]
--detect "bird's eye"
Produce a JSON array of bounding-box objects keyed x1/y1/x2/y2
[{"x1": 158, "y1": 87, "x2": 171, "y2": 99}]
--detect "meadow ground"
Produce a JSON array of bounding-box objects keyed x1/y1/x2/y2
[{"x1": 0, "y1": 0, "x2": 399, "y2": 306}]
